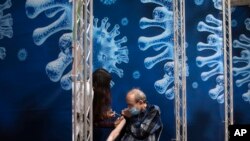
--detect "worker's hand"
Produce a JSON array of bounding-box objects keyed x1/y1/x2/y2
[
  {"x1": 105, "y1": 109, "x2": 115, "y2": 119},
  {"x1": 114, "y1": 116, "x2": 124, "y2": 127}
]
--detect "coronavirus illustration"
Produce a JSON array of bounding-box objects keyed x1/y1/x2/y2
[
  {"x1": 121, "y1": 17, "x2": 128, "y2": 26},
  {"x1": 194, "y1": 0, "x2": 204, "y2": 6},
  {"x1": 46, "y1": 33, "x2": 72, "y2": 90},
  {"x1": 192, "y1": 82, "x2": 198, "y2": 89},
  {"x1": 233, "y1": 33, "x2": 250, "y2": 103},
  {"x1": 0, "y1": 47, "x2": 6, "y2": 60},
  {"x1": 26, "y1": 0, "x2": 128, "y2": 90},
  {"x1": 138, "y1": 0, "x2": 180, "y2": 100},
  {"x1": 25, "y1": 0, "x2": 72, "y2": 46},
  {"x1": 154, "y1": 62, "x2": 175, "y2": 100},
  {"x1": 242, "y1": 84, "x2": 250, "y2": 103},
  {"x1": 245, "y1": 18, "x2": 250, "y2": 31},
  {"x1": 0, "y1": 0, "x2": 13, "y2": 39},
  {"x1": 100, "y1": 0, "x2": 117, "y2": 5},
  {"x1": 196, "y1": 14, "x2": 224, "y2": 103},
  {"x1": 231, "y1": 19, "x2": 238, "y2": 28},
  {"x1": 17, "y1": 48, "x2": 28, "y2": 61},
  {"x1": 209, "y1": 75, "x2": 224, "y2": 103},
  {"x1": 132, "y1": 70, "x2": 140, "y2": 79},
  {"x1": 212, "y1": 0, "x2": 222, "y2": 10},
  {"x1": 93, "y1": 17, "x2": 129, "y2": 78},
  {"x1": 25, "y1": 0, "x2": 73, "y2": 90}
]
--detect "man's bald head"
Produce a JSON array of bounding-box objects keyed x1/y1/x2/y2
[{"x1": 126, "y1": 88, "x2": 146, "y2": 103}]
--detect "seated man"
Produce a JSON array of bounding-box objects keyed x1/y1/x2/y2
[{"x1": 107, "y1": 88, "x2": 163, "y2": 141}]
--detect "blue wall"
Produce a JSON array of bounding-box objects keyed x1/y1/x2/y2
[
  {"x1": 0, "y1": 0, "x2": 250, "y2": 141},
  {"x1": 0, "y1": 0, "x2": 72, "y2": 140}
]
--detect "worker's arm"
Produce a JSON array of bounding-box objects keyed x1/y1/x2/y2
[{"x1": 106, "y1": 118, "x2": 126, "y2": 141}]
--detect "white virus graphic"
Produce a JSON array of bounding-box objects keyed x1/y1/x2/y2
[
  {"x1": 155, "y1": 62, "x2": 175, "y2": 100},
  {"x1": 245, "y1": 18, "x2": 250, "y2": 31},
  {"x1": 196, "y1": 14, "x2": 224, "y2": 103},
  {"x1": 0, "y1": 0, "x2": 13, "y2": 61},
  {"x1": 192, "y1": 82, "x2": 199, "y2": 89},
  {"x1": 121, "y1": 17, "x2": 128, "y2": 26},
  {"x1": 0, "y1": 47, "x2": 6, "y2": 60},
  {"x1": 231, "y1": 19, "x2": 238, "y2": 28},
  {"x1": 25, "y1": 0, "x2": 73, "y2": 90},
  {"x1": 233, "y1": 32, "x2": 250, "y2": 103},
  {"x1": 100, "y1": 0, "x2": 117, "y2": 5},
  {"x1": 242, "y1": 84, "x2": 250, "y2": 103},
  {"x1": 194, "y1": 0, "x2": 204, "y2": 6},
  {"x1": 132, "y1": 70, "x2": 140, "y2": 79},
  {"x1": 0, "y1": 0, "x2": 13, "y2": 40},
  {"x1": 138, "y1": 0, "x2": 187, "y2": 100},
  {"x1": 212, "y1": 0, "x2": 222, "y2": 10},
  {"x1": 17, "y1": 48, "x2": 28, "y2": 61},
  {"x1": 93, "y1": 17, "x2": 129, "y2": 78}
]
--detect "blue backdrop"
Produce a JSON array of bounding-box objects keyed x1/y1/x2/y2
[
  {"x1": 0, "y1": 0, "x2": 72, "y2": 141},
  {"x1": 0, "y1": 0, "x2": 250, "y2": 141}
]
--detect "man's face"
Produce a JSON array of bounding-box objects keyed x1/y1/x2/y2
[{"x1": 126, "y1": 93, "x2": 140, "y2": 110}]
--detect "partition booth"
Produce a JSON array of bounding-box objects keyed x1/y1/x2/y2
[
  {"x1": 1, "y1": 0, "x2": 250, "y2": 141},
  {"x1": 73, "y1": 0, "x2": 234, "y2": 141}
]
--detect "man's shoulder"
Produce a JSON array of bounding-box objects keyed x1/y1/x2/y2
[{"x1": 148, "y1": 104, "x2": 161, "y2": 114}]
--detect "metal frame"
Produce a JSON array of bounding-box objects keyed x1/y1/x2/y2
[
  {"x1": 173, "y1": 0, "x2": 187, "y2": 141},
  {"x1": 222, "y1": 0, "x2": 234, "y2": 141},
  {"x1": 70, "y1": 0, "x2": 235, "y2": 141},
  {"x1": 231, "y1": 0, "x2": 250, "y2": 6},
  {"x1": 72, "y1": 0, "x2": 93, "y2": 141}
]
